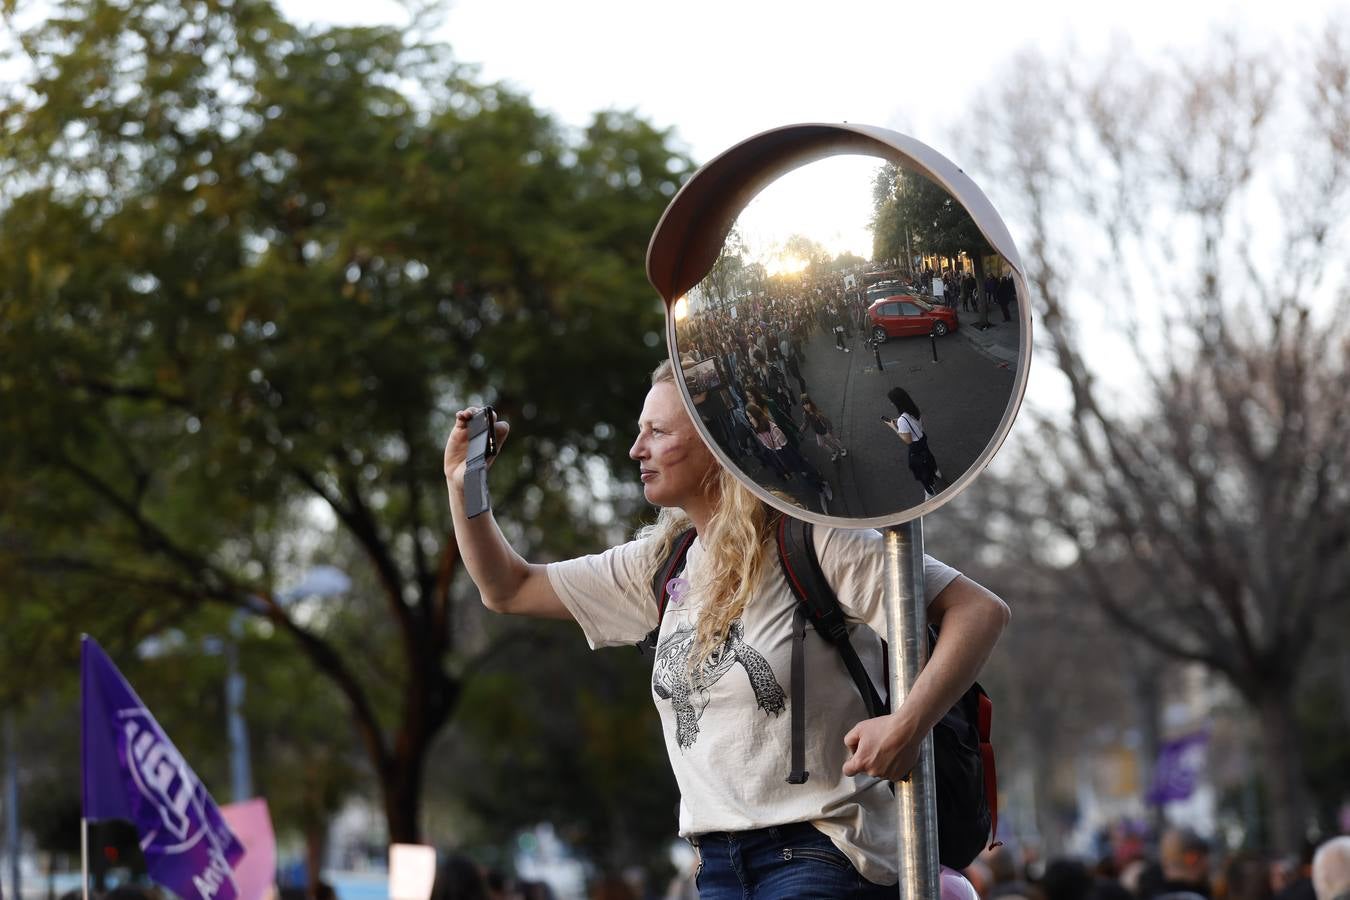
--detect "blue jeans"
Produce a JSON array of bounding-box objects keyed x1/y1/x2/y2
[{"x1": 692, "y1": 821, "x2": 893, "y2": 899}]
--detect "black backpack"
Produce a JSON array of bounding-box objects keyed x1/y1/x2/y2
[{"x1": 637, "y1": 516, "x2": 999, "y2": 870}]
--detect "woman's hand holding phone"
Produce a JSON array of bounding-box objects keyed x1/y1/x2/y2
[{"x1": 445, "y1": 407, "x2": 509, "y2": 489}]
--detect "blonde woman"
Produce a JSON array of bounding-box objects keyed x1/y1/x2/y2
[{"x1": 444, "y1": 360, "x2": 1009, "y2": 899}]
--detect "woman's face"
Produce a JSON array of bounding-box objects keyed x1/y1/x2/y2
[{"x1": 629, "y1": 382, "x2": 717, "y2": 508}]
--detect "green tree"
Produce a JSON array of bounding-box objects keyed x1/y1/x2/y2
[
  {"x1": 0, "y1": 0, "x2": 692, "y2": 847},
  {"x1": 426, "y1": 625, "x2": 679, "y2": 881},
  {"x1": 242, "y1": 626, "x2": 367, "y2": 886}
]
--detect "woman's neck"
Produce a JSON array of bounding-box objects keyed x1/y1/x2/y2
[
  {"x1": 683, "y1": 504, "x2": 712, "y2": 535},
  {"x1": 681, "y1": 491, "x2": 716, "y2": 535}
]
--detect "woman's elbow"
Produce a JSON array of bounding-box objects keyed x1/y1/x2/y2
[
  {"x1": 988, "y1": 592, "x2": 1012, "y2": 632},
  {"x1": 968, "y1": 579, "x2": 1011, "y2": 633},
  {"x1": 939, "y1": 576, "x2": 1011, "y2": 634},
  {"x1": 477, "y1": 583, "x2": 518, "y2": 615},
  {"x1": 474, "y1": 563, "x2": 537, "y2": 615}
]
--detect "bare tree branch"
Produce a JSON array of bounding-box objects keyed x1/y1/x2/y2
[{"x1": 965, "y1": 23, "x2": 1350, "y2": 852}]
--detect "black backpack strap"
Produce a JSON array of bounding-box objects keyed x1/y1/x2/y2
[
  {"x1": 636, "y1": 528, "x2": 697, "y2": 653},
  {"x1": 787, "y1": 605, "x2": 809, "y2": 784},
  {"x1": 775, "y1": 517, "x2": 886, "y2": 719}
]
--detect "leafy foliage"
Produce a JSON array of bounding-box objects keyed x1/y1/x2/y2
[
  {"x1": 427, "y1": 623, "x2": 679, "y2": 877},
  {"x1": 0, "y1": 0, "x2": 693, "y2": 852}
]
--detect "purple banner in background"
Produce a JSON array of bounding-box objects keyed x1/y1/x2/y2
[
  {"x1": 82, "y1": 636, "x2": 245, "y2": 900},
  {"x1": 1147, "y1": 730, "x2": 1209, "y2": 805}
]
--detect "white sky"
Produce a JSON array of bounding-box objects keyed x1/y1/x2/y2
[
  {"x1": 735, "y1": 155, "x2": 880, "y2": 271},
  {"x1": 277, "y1": 0, "x2": 1350, "y2": 303},
  {"x1": 281, "y1": 0, "x2": 1348, "y2": 166}
]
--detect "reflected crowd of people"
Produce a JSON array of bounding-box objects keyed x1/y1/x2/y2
[
  {"x1": 675, "y1": 263, "x2": 983, "y2": 512},
  {"x1": 919, "y1": 265, "x2": 1019, "y2": 325},
  {"x1": 676, "y1": 269, "x2": 875, "y2": 511}
]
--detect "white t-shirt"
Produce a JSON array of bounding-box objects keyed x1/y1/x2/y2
[
  {"x1": 546, "y1": 526, "x2": 961, "y2": 886},
  {"x1": 894, "y1": 412, "x2": 925, "y2": 441}
]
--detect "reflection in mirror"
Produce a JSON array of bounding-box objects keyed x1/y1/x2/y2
[{"x1": 672, "y1": 154, "x2": 1022, "y2": 522}]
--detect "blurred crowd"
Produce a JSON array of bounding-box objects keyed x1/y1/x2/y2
[
  {"x1": 51, "y1": 828, "x2": 1350, "y2": 900},
  {"x1": 426, "y1": 854, "x2": 559, "y2": 900},
  {"x1": 958, "y1": 827, "x2": 1350, "y2": 900}
]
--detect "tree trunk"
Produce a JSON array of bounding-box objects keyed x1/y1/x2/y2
[
  {"x1": 305, "y1": 826, "x2": 325, "y2": 900},
  {"x1": 1255, "y1": 685, "x2": 1310, "y2": 856},
  {"x1": 382, "y1": 749, "x2": 427, "y2": 845}
]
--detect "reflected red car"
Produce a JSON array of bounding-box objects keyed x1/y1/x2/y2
[{"x1": 867, "y1": 295, "x2": 960, "y2": 341}]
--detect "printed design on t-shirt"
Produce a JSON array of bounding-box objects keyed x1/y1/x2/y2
[{"x1": 651, "y1": 578, "x2": 787, "y2": 748}]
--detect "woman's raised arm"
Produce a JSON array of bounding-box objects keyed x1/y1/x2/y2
[{"x1": 444, "y1": 408, "x2": 572, "y2": 620}]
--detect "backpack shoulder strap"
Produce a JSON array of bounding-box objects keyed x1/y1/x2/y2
[
  {"x1": 775, "y1": 517, "x2": 847, "y2": 642},
  {"x1": 775, "y1": 517, "x2": 888, "y2": 786},
  {"x1": 636, "y1": 527, "x2": 697, "y2": 653}
]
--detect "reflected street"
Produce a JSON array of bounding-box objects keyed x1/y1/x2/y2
[{"x1": 685, "y1": 292, "x2": 1017, "y2": 517}]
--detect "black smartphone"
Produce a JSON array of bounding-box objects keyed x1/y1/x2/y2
[{"x1": 463, "y1": 406, "x2": 497, "y2": 519}]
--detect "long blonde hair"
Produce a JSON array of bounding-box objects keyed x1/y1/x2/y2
[{"x1": 637, "y1": 360, "x2": 779, "y2": 667}]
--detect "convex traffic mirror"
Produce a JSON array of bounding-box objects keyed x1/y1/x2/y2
[{"x1": 647, "y1": 124, "x2": 1031, "y2": 528}]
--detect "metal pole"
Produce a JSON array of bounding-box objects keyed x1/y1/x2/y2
[
  {"x1": 80, "y1": 819, "x2": 88, "y2": 900},
  {"x1": 226, "y1": 612, "x2": 252, "y2": 802},
  {"x1": 883, "y1": 521, "x2": 939, "y2": 900}
]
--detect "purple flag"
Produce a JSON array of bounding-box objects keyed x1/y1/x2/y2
[
  {"x1": 1147, "y1": 730, "x2": 1209, "y2": 805},
  {"x1": 81, "y1": 636, "x2": 245, "y2": 900}
]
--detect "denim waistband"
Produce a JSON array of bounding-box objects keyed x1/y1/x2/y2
[{"x1": 688, "y1": 820, "x2": 820, "y2": 848}]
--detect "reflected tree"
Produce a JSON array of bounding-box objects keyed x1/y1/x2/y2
[
  {"x1": 704, "y1": 226, "x2": 748, "y2": 307},
  {"x1": 782, "y1": 232, "x2": 830, "y2": 273},
  {"x1": 872, "y1": 164, "x2": 994, "y2": 315}
]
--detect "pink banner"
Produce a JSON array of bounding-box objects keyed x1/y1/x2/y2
[{"x1": 221, "y1": 799, "x2": 277, "y2": 900}]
